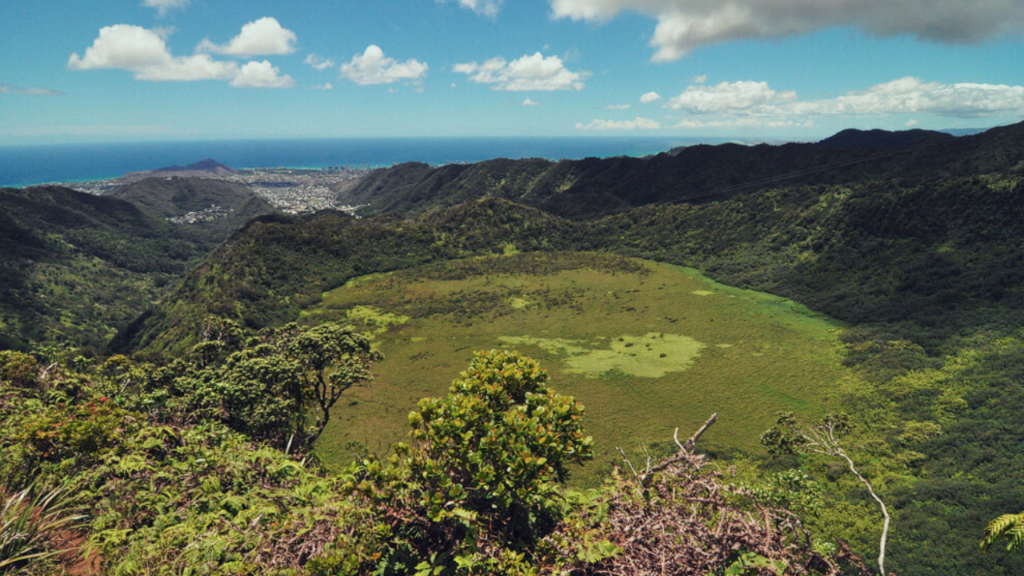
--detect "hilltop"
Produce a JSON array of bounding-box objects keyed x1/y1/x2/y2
[
  {"x1": 119, "y1": 158, "x2": 239, "y2": 183},
  {"x1": 108, "y1": 177, "x2": 275, "y2": 239},
  {"x1": 339, "y1": 122, "x2": 1023, "y2": 219}
]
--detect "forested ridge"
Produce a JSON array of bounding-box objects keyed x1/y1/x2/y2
[
  {"x1": 5, "y1": 122, "x2": 1024, "y2": 574},
  {"x1": 340, "y1": 122, "x2": 1023, "y2": 219}
]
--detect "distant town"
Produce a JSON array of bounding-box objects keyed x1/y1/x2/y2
[{"x1": 45, "y1": 165, "x2": 374, "y2": 216}]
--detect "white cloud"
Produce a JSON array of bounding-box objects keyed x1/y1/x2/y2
[
  {"x1": 454, "y1": 53, "x2": 587, "y2": 91},
  {"x1": 640, "y1": 91, "x2": 661, "y2": 103},
  {"x1": 692, "y1": 74, "x2": 707, "y2": 83},
  {"x1": 905, "y1": 119, "x2": 919, "y2": 127},
  {"x1": 522, "y1": 97, "x2": 540, "y2": 106},
  {"x1": 311, "y1": 82, "x2": 334, "y2": 91},
  {"x1": 674, "y1": 118, "x2": 813, "y2": 129},
  {"x1": 792, "y1": 77, "x2": 1024, "y2": 118},
  {"x1": 304, "y1": 53, "x2": 334, "y2": 71},
  {"x1": 666, "y1": 81, "x2": 797, "y2": 114},
  {"x1": 142, "y1": 0, "x2": 188, "y2": 17},
  {"x1": 576, "y1": 116, "x2": 662, "y2": 130},
  {"x1": 196, "y1": 17, "x2": 297, "y2": 57},
  {"x1": 441, "y1": 0, "x2": 504, "y2": 17},
  {"x1": 661, "y1": 76, "x2": 1024, "y2": 129},
  {"x1": 549, "y1": 0, "x2": 1024, "y2": 62},
  {"x1": 0, "y1": 83, "x2": 64, "y2": 96},
  {"x1": 68, "y1": 25, "x2": 238, "y2": 82},
  {"x1": 229, "y1": 60, "x2": 296, "y2": 89},
  {"x1": 68, "y1": 25, "x2": 295, "y2": 89},
  {"x1": 339, "y1": 45, "x2": 428, "y2": 86},
  {"x1": 604, "y1": 104, "x2": 631, "y2": 110}
]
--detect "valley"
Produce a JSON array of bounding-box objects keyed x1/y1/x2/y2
[
  {"x1": 4, "y1": 122, "x2": 1024, "y2": 575},
  {"x1": 302, "y1": 252, "x2": 855, "y2": 484}
]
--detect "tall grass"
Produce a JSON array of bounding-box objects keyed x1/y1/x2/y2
[{"x1": 1, "y1": 484, "x2": 86, "y2": 573}]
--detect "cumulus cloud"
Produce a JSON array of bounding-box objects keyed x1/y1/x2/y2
[
  {"x1": 549, "y1": 0, "x2": 1024, "y2": 61},
  {"x1": 663, "y1": 76, "x2": 1024, "y2": 130},
  {"x1": 454, "y1": 53, "x2": 587, "y2": 91},
  {"x1": 905, "y1": 119, "x2": 919, "y2": 127},
  {"x1": 441, "y1": 0, "x2": 504, "y2": 17},
  {"x1": 339, "y1": 45, "x2": 428, "y2": 86},
  {"x1": 197, "y1": 17, "x2": 297, "y2": 57},
  {"x1": 666, "y1": 80, "x2": 797, "y2": 114},
  {"x1": 605, "y1": 104, "x2": 631, "y2": 110},
  {"x1": 304, "y1": 53, "x2": 334, "y2": 71},
  {"x1": 142, "y1": 0, "x2": 188, "y2": 17},
  {"x1": 522, "y1": 97, "x2": 540, "y2": 106},
  {"x1": 792, "y1": 77, "x2": 1024, "y2": 118},
  {"x1": 311, "y1": 82, "x2": 334, "y2": 91},
  {"x1": 68, "y1": 24, "x2": 295, "y2": 89},
  {"x1": 0, "y1": 83, "x2": 64, "y2": 96},
  {"x1": 229, "y1": 60, "x2": 296, "y2": 89},
  {"x1": 68, "y1": 25, "x2": 238, "y2": 81},
  {"x1": 640, "y1": 91, "x2": 661, "y2": 103},
  {"x1": 692, "y1": 74, "x2": 707, "y2": 83},
  {"x1": 576, "y1": 116, "x2": 662, "y2": 130}
]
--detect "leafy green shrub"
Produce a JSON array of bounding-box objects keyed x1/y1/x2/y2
[
  {"x1": 331, "y1": 350, "x2": 593, "y2": 575},
  {"x1": 0, "y1": 351, "x2": 38, "y2": 388},
  {"x1": 20, "y1": 398, "x2": 137, "y2": 464},
  {"x1": 149, "y1": 321, "x2": 380, "y2": 449}
]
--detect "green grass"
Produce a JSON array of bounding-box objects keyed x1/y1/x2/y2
[{"x1": 303, "y1": 252, "x2": 860, "y2": 485}]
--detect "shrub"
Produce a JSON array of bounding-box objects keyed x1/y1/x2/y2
[{"x1": 333, "y1": 350, "x2": 593, "y2": 575}]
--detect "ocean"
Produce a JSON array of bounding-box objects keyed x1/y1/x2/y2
[{"x1": 0, "y1": 137, "x2": 728, "y2": 188}]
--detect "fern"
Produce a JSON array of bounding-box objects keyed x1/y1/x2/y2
[{"x1": 982, "y1": 512, "x2": 1024, "y2": 552}]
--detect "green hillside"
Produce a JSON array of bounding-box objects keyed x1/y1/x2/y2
[
  {"x1": 302, "y1": 252, "x2": 856, "y2": 485},
  {"x1": 108, "y1": 176, "x2": 276, "y2": 242},
  {"x1": 0, "y1": 179, "x2": 275, "y2": 353},
  {"x1": 340, "y1": 121, "x2": 1023, "y2": 219},
  {"x1": 116, "y1": 170, "x2": 1024, "y2": 574},
  {"x1": 0, "y1": 186, "x2": 206, "y2": 351}
]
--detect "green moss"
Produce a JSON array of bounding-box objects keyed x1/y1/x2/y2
[{"x1": 500, "y1": 333, "x2": 705, "y2": 378}]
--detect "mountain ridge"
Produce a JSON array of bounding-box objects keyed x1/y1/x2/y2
[{"x1": 339, "y1": 121, "x2": 1023, "y2": 219}]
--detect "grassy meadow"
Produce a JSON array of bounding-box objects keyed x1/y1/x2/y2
[{"x1": 301, "y1": 251, "x2": 860, "y2": 484}]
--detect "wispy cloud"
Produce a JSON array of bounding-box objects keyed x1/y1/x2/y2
[
  {"x1": 439, "y1": 0, "x2": 503, "y2": 18},
  {"x1": 142, "y1": 0, "x2": 188, "y2": 17},
  {"x1": 576, "y1": 117, "x2": 661, "y2": 130},
  {"x1": 0, "y1": 83, "x2": 64, "y2": 96},
  {"x1": 304, "y1": 53, "x2": 334, "y2": 71}
]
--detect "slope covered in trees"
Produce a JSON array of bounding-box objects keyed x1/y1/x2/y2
[
  {"x1": 118, "y1": 168, "x2": 1024, "y2": 574},
  {"x1": 0, "y1": 178, "x2": 275, "y2": 353},
  {"x1": 108, "y1": 176, "x2": 275, "y2": 239},
  {"x1": 340, "y1": 122, "x2": 1023, "y2": 219},
  {"x1": 0, "y1": 186, "x2": 206, "y2": 351}
]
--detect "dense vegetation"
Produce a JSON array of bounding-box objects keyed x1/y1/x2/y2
[
  {"x1": 6, "y1": 122, "x2": 1024, "y2": 574},
  {"x1": 340, "y1": 122, "x2": 1022, "y2": 219},
  {"x1": 0, "y1": 186, "x2": 205, "y2": 352},
  {"x1": 110, "y1": 177, "x2": 275, "y2": 238},
  {"x1": 0, "y1": 179, "x2": 274, "y2": 354},
  {"x1": 0, "y1": 343, "x2": 838, "y2": 575}
]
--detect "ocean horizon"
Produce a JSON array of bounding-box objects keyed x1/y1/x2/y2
[{"x1": 0, "y1": 136, "x2": 742, "y2": 189}]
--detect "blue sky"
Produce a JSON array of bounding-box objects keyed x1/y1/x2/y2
[{"x1": 1, "y1": 0, "x2": 1022, "y2": 144}]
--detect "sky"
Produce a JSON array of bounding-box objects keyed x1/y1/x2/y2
[{"x1": 1, "y1": 0, "x2": 1022, "y2": 144}]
